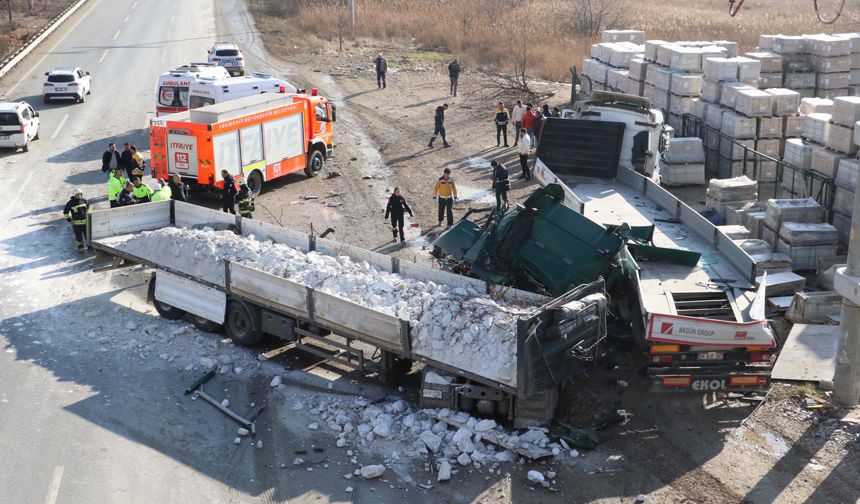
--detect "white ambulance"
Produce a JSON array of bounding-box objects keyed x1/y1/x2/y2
[
  {"x1": 187, "y1": 73, "x2": 298, "y2": 109},
  {"x1": 155, "y1": 63, "x2": 231, "y2": 116}
]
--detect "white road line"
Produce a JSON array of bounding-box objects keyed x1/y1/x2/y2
[
  {"x1": 160, "y1": 50, "x2": 166, "y2": 63},
  {"x1": 43, "y1": 465, "x2": 64, "y2": 504},
  {"x1": 124, "y1": 13, "x2": 130, "y2": 22},
  {"x1": 98, "y1": 49, "x2": 108, "y2": 63},
  {"x1": 132, "y1": 1, "x2": 138, "y2": 9},
  {"x1": 50, "y1": 114, "x2": 69, "y2": 140},
  {"x1": 113, "y1": 29, "x2": 121, "y2": 41}
]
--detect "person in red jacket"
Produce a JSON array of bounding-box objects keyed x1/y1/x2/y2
[{"x1": 521, "y1": 103, "x2": 537, "y2": 150}]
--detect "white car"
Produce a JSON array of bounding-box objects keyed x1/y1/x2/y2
[
  {"x1": 207, "y1": 42, "x2": 245, "y2": 76},
  {"x1": 0, "y1": 101, "x2": 40, "y2": 152},
  {"x1": 43, "y1": 67, "x2": 91, "y2": 103}
]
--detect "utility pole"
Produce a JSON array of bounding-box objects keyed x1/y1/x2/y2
[
  {"x1": 348, "y1": 0, "x2": 355, "y2": 38},
  {"x1": 834, "y1": 180, "x2": 860, "y2": 405},
  {"x1": 6, "y1": 0, "x2": 12, "y2": 27}
]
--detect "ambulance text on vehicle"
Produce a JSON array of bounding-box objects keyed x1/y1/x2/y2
[
  {"x1": 150, "y1": 91, "x2": 335, "y2": 196},
  {"x1": 188, "y1": 73, "x2": 298, "y2": 109},
  {"x1": 155, "y1": 64, "x2": 231, "y2": 116}
]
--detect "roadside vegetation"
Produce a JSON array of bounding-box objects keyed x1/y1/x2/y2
[
  {"x1": 0, "y1": 0, "x2": 75, "y2": 61},
  {"x1": 249, "y1": 0, "x2": 857, "y2": 83}
]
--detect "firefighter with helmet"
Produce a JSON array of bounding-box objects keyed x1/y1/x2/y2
[
  {"x1": 63, "y1": 188, "x2": 89, "y2": 252},
  {"x1": 237, "y1": 178, "x2": 255, "y2": 219}
]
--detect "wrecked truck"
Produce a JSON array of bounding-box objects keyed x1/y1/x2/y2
[
  {"x1": 433, "y1": 92, "x2": 778, "y2": 392},
  {"x1": 88, "y1": 201, "x2": 608, "y2": 426}
]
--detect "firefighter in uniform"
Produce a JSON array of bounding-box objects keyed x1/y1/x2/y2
[
  {"x1": 63, "y1": 188, "x2": 89, "y2": 252},
  {"x1": 236, "y1": 178, "x2": 255, "y2": 218}
]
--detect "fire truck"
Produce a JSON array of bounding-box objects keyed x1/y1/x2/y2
[{"x1": 150, "y1": 91, "x2": 335, "y2": 196}]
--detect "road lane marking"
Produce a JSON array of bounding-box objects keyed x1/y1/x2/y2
[
  {"x1": 113, "y1": 29, "x2": 120, "y2": 41},
  {"x1": 50, "y1": 114, "x2": 69, "y2": 140},
  {"x1": 124, "y1": 13, "x2": 130, "y2": 22},
  {"x1": 132, "y1": 1, "x2": 138, "y2": 9},
  {"x1": 161, "y1": 50, "x2": 166, "y2": 63},
  {"x1": 98, "y1": 49, "x2": 108, "y2": 63},
  {"x1": 43, "y1": 465, "x2": 64, "y2": 504}
]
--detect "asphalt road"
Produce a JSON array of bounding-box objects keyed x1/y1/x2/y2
[{"x1": 0, "y1": 1, "x2": 272, "y2": 502}]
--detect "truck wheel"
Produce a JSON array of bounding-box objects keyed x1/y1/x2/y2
[
  {"x1": 147, "y1": 274, "x2": 186, "y2": 320},
  {"x1": 247, "y1": 170, "x2": 263, "y2": 197},
  {"x1": 225, "y1": 300, "x2": 263, "y2": 346},
  {"x1": 304, "y1": 150, "x2": 324, "y2": 178},
  {"x1": 191, "y1": 315, "x2": 223, "y2": 333}
]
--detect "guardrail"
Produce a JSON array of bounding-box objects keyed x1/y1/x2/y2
[{"x1": 0, "y1": 0, "x2": 89, "y2": 83}]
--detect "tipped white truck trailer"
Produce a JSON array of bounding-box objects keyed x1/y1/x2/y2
[
  {"x1": 534, "y1": 92, "x2": 778, "y2": 392},
  {"x1": 88, "y1": 201, "x2": 608, "y2": 426}
]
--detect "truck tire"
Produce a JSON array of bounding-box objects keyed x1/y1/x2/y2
[
  {"x1": 225, "y1": 300, "x2": 263, "y2": 346},
  {"x1": 191, "y1": 315, "x2": 223, "y2": 333},
  {"x1": 147, "y1": 275, "x2": 186, "y2": 320},
  {"x1": 304, "y1": 150, "x2": 324, "y2": 178},
  {"x1": 247, "y1": 170, "x2": 263, "y2": 197},
  {"x1": 630, "y1": 296, "x2": 648, "y2": 350}
]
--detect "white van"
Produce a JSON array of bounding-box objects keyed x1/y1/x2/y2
[
  {"x1": 0, "y1": 102, "x2": 40, "y2": 152},
  {"x1": 155, "y1": 63, "x2": 230, "y2": 116},
  {"x1": 188, "y1": 73, "x2": 298, "y2": 109}
]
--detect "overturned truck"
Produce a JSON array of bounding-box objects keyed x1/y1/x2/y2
[{"x1": 89, "y1": 201, "x2": 607, "y2": 426}]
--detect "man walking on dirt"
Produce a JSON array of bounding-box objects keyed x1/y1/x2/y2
[
  {"x1": 433, "y1": 168, "x2": 458, "y2": 227},
  {"x1": 374, "y1": 53, "x2": 388, "y2": 89},
  {"x1": 428, "y1": 103, "x2": 450, "y2": 148},
  {"x1": 494, "y1": 101, "x2": 510, "y2": 147},
  {"x1": 63, "y1": 188, "x2": 89, "y2": 252},
  {"x1": 490, "y1": 160, "x2": 510, "y2": 209},
  {"x1": 384, "y1": 187, "x2": 414, "y2": 243},
  {"x1": 221, "y1": 169, "x2": 237, "y2": 214},
  {"x1": 517, "y1": 128, "x2": 532, "y2": 181},
  {"x1": 511, "y1": 100, "x2": 526, "y2": 146},
  {"x1": 447, "y1": 58, "x2": 461, "y2": 97}
]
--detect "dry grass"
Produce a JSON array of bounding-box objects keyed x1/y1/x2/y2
[
  {"x1": 0, "y1": 0, "x2": 75, "y2": 60},
  {"x1": 249, "y1": 0, "x2": 859, "y2": 82}
]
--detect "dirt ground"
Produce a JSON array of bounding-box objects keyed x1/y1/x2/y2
[{"x1": 229, "y1": 23, "x2": 860, "y2": 503}]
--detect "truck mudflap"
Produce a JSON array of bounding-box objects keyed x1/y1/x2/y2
[
  {"x1": 649, "y1": 369, "x2": 772, "y2": 392},
  {"x1": 646, "y1": 312, "x2": 777, "y2": 348}
]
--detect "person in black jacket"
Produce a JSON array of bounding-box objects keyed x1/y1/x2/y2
[
  {"x1": 221, "y1": 170, "x2": 237, "y2": 214},
  {"x1": 63, "y1": 188, "x2": 89, "y2": 252},
  {"x1": 374, "y1": 53, "x2": 388, "y2": 89},
  {"x1": 493, "y1": 102, "x2": 510, "y2": 147},
  {"x1": 169, "y1": 174, "x2": 188, "y2": 202},
  {"x1": 428, "y1": 103, "x2": 450, "y2": 148},
  {"x1": 120, "y1": 143, "x2": 135, "y2": 180},
  {"x1": 117, "y1": 182, "x2": 136, "y2": 206},
  {"x1": 101, "y1": 143, "x2": 121, "y2": 174},
  {"x1": 447, "y1": 59, "x2": 461, "y2": 96},
  {"x1": 384, "y1": 187, "x2": 414, "y2": 243},
  {"x1": 490, "y1": 160, "x2": 510, "y2": 209}
]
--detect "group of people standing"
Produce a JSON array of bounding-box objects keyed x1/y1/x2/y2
[
  {"x1": 492, "y1": 100, "x2": 560, "y2": 150},
  {"x1": 373, "y1": 53, "x2": 461, "y2": 97}
]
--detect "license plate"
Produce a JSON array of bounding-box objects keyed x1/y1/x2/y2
[
  {"x1": 55, "y1": 87, "x2": 67, "y2": 92},
  {"x1": 421, "y1": 389, "x2": 443, "y2": 399},
  {"x1": 698, "y1": 351, "x2": 723, "y2": 360}
]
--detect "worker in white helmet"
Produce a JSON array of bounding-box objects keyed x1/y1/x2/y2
[{"x1": 62, "y1": 188, "x2": 89, "y2": 252}]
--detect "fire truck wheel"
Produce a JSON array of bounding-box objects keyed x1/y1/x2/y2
[
  {"x1": 247, "y1": 170, "x2": 263, "y2": 197},
  {"x1": 148, "y1": 275, "x2": 186, "y2": 320},
  {"x1": 305, "y1": 150, "x2": 324, "y2": 178},
  {"x1": 225, "y1": 300, "x2": 264, "y2": 346}
]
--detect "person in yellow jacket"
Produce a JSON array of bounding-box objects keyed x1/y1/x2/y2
[
  {"x1": 150, "y1": 183, "x2": 169, "y2": 202},
  {"x1": 433, "y1": 167, "x2": 458, "y2": 227},
  {"x1": 107, "y1": 166, "x2": 127, "y2": 208},
  {"x1": 131, "y1": 177, "x2": 153, "y2": 202},
  {"x1": 156, "y1": 178, "x2": 172, "y2": 199}
]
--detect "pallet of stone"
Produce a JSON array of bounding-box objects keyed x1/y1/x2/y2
[
  {"x1": 666, "y1": 113, "x2": 683, "y2": 133},
  {"x1": 765, "y1": 88, "x2": 801, "y2": 115},
  {"x1": 718, "y1": 225, "x2": 751, "y2": 240},
  {"x1": 782, "y1": 53, "x2": 815, "y2": 72},
  {"x1": 816, "y1": 71, "x2": 850, "y2": 90},
  {"x1": 764, "y1": 198, "x2": 826, "y2": 231},
  {"x1": 725, "y1": 200, "x2": 766, "y2": 226},
  {"x1": 652, "y1": 88, "x2": 670, "y2": 112},
  {"x1": 834, "y1": 186, "x2": 855, "y2": 216},
  {"x1": 811, "y1": 54, "x2": 851, "y2": 73},
  {"x1": 755, "y1": 139, "x2": 780, "y2": 182},
  {"x1": 786, "y1": 291, "x2": 843, "y2": 324},
  {"x1": 707, "y1": 175, "x2": 758, "y2": 214},
  {"x1": 713, "y1": 40, "x2": 740, "y2": 58},
  {"x1": 746, "y1": 52, "x2": 782, "y2": 72},
  {"x1": 656, "y1": 44, "x2": 677, "y2": 67},
  {"x1": 654, "y1": 67, "x2": 674, "y2": 91},
  {"x1": 773, "y1": 35, "x2": 806, "y2": 55},
  {"x1": 747, "y1": 211, "x2": 767, "y2": 239},
  {"x1": 721, "y1": 110, "x2": 758, "y2": 138},
  {"x1": 806, "y1": 34, "x2": 852, "y2": 57},
  {"x1": 735, "y1": 56, "x2": 762, "y2": 83},
  {"x1": 783, "y1": 115, "x2": 803, "y2": 137},
  {"x1": 718, "y1": 156, "x2": 745, "y2": 179},
  {"x1": 660, "y1": 163, "x2": 706, "y2": 186},
  {"x1": 802, "y1": 112, "x2": 831, "y2": 144},
  {"x1": 783, "y1": 138, "x2": 814, "y2": 169},
  {"x1": 689, "y1": 98, "x2": 705, "y2": 119},
  {"x1": 664, "y1": 137, "x2": 705, "y2": 164},
  {"x1": 825, "y1": 123, "x2": 857, "y2": 154},
  {"x1": 669, "y1": 95, "x2": 696, "y2": 117},
  {"x1": 608, "y1": 43, "x2": 642, "y2": 69},
  {"x1": 758, "y1": 35, "x2": 778, "y2": 51},
  {"x1": 720, "y1": 138, "x2": 755, "y2": 161},
  {"x1": 778, "y1": 222, "x2": 839, "y2": 246},
  {"x1": 836, "y1": 157, "x2": 859, "y2": 190},
  {"x1": 701, "y1": 79, "x2": 721, "y2": 103},
  {"x1": 783, "y1": 72, "x2": 816, "y2": 90},
  {"x1": 749, "y1": 251, "x2": 794, "y2": 276},
  {"x1": 705, "y1": 103, "x2": 723, "y2": 127},
  {"x1": 832, "y1": 212, "x2": 852, "y2": 247},
  {"x1": 705, "y1": 129, "x2": 722, "y2": 154},
  {"x1": 602, "y1": 29, "x2": 646, "y2": 44},
  {"x1": 811, "y1": 146, "x2": 847, "y2": 177},
  {"x1": 703, "y1": 57, "x2": 738, "y2": 81},
  {"x1": 735, "y1": 88, "x2": 773, "y2": 117},
  {"x1": 757, "y1": 116, "x2": 783, "y2": 139},
  {"x1": 755, "y1": 271, "x2": 807, "y2": 297},
  {"x1": 644, "y1": 40, "x2": 669, "y2": 62},
  {"x1": 720, "y1": 82, "x2": 755, "y2": 109},
  {"x1": 628, "y1": 58, "x2": 648, "y2": 81},
  {"x1": 606, "y1": 68, "x2": 630, "y2": 91},
  {"x1": 670, "y1": 73, "x2": 704, "y2": 96},
  {"x1": 776, "y1": 239, "x2": 839, "y2": 271},
  {"x1": 669, "y1": 46, "x2": 703, "y2": 72},
  {"x1": 759, "y1": 73, "x2": 783, "y2": 88}
]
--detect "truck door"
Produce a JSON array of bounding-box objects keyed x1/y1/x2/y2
[{"x1": 167, "y1": 131, "x2": 199, "y2": 177}]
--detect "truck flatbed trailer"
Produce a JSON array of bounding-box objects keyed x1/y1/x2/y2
[{"x1": 88, "y1": 201, "x2": 608, "y2": 425}]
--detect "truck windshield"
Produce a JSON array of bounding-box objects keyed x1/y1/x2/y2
[
  {"x1": 47, "y1": 74, "x2": 74, "y2": 83},
  {"x1": 158, "y1": 86, "x2": 189, "y2": 107},
  {"x1": 215, "y1": 49, "x2": 239, "y2": 57},
  {"x1": 189, "y1": 95, "x2": 215, "y2": 109}
]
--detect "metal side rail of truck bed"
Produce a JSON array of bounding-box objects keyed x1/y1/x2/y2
[{"x1": 88, "y1": 201, "x2": 608, "y2": 425}]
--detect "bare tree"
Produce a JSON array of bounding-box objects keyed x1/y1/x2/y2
[
  {"x1": 482, "y1": 35, "x2": 540, "y2": 103},
  {"x1": 568, "y1": 0, "x2": 623, "y2": 36}
]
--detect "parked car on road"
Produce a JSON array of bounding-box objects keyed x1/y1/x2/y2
[
  {"x1": 0, "y1": 101, "x2": 40, "y2": 152},
  {"x1": 43, "y1": 67, "x2": 91, "y2": 103}
]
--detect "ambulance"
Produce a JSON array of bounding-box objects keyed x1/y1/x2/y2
[
  {"x1": 155, "y1": 64, "x2": 231, "y2": 116},
  {"x1": 150, "y1": 91, "x2": 335, "y2": 196},
  {"x1": 187, "y1": 73, "x2": 298, "y2": 110}
]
